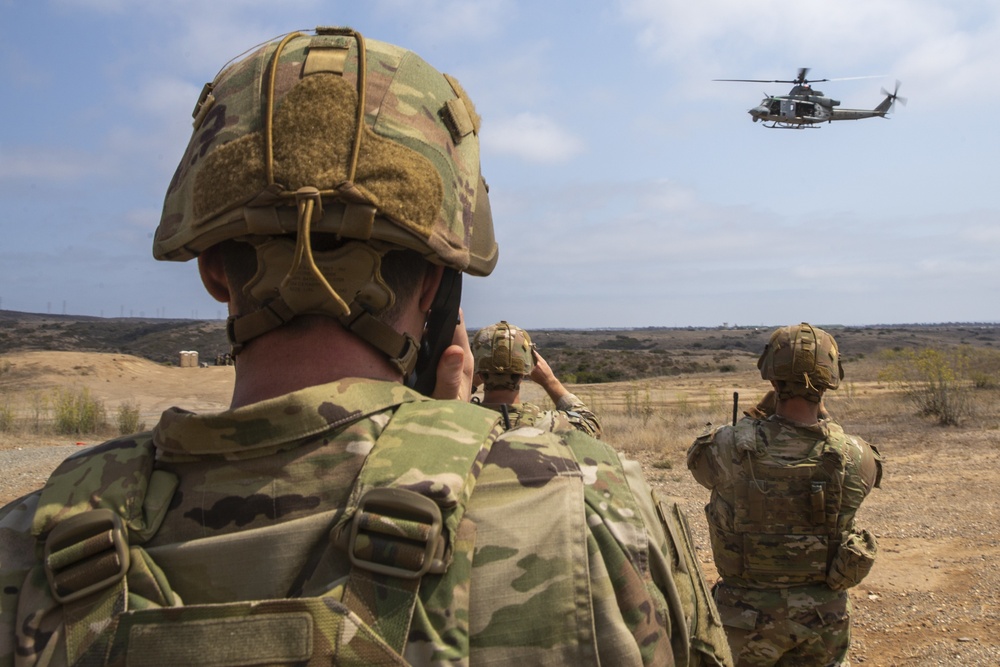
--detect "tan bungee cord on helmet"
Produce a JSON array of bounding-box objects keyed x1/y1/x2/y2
[
  {"x1": 757, "y1": 322, "x2": 844, "y2": 402},
  {"x1": 154, "y1": 27, "x2": 497, "y2": 383},
  {"x1": 471, "y1": 321, "x2": 534, "y2": 391}
]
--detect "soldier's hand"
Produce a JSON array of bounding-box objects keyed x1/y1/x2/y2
[
  {"x1": 431, "y1": 308, "x2": 474, "y2": 401},
  {"x1": 529, "y1": 348, "x2": 555, "y2": 384}
]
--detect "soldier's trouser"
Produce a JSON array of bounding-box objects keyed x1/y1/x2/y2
[{"x1": 713, "y1": 584, "x2": 851, "y2": 667}]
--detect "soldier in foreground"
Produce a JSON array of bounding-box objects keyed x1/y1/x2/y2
[
  {"x1": 471, "y1": 320, "x2": 602, "y2": 436},
  {"x1": 688, "y1": 323, "x2": 882, "y2": 666},
  {"x1": 0, "y1": 28, "x2": 731, "y2": 666}
]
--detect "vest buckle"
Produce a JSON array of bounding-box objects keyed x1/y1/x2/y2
[
  {"x1": 347, "y1": 488, "x2": 446, "y2": 579},
  {"x1": 43, "y1": 509, "x2": 130, "y2": 603}
]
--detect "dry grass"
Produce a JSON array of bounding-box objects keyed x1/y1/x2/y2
[
  {"x1": 523, "y1": 355, "x2": 1000, "y2": 465},
  {"x1": 4, "y1": 346, "x2": 1000, "y2": 662}
]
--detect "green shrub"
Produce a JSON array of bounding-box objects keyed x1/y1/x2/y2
[
  {"x1": 0, "y1": 401, "x2": 14, "y2": 432},
  {"x1": 52, "y1": 387, "x2": 107, "y2": 434},
  {"x1": 971, "y1": 372, "x2": 1000, "y2": 390},
  {"x1": 878, "y1": 347, "x2": 973, "y2": 426},
  {"x1": 116, "y1": 401, "x2": 146, "y2": 435}
]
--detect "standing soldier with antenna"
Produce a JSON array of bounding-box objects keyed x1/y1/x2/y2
[{"x1": 688, "y1": 323, "x2": 882, "y2": 666}]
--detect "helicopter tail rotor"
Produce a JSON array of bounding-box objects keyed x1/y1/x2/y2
[{"x1": 879, "y1": 80, "x2": 907, "y2": 113}]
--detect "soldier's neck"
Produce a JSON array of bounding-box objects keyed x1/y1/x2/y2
[
  {"x1": 229, "y1": 320, "x2": 403, "y2": 409},
  {"x1": 483, "y1": 388, "x2": 520, "y2": 405},
  {"x1": 774, "y1": 396, "x2": 821, "y2": 425}
]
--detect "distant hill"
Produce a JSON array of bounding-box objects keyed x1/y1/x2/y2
[
  {"x1": 0, "y1": 310, "x2": 230, "y2": 365},
  {"x1": 2, "y1": 310, "x2": 998, "y2": 380}
]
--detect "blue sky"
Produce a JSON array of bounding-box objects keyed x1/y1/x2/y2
[{"x1": 1, "y1": 0, "x2": 998, "y2": 330}]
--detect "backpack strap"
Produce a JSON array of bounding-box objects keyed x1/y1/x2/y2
[
  {"x1": 331, "y1": 399, "x2": 501, "y2": 654},
  {"x1": 29, "y1": 435, "x2": 179, "y2": 665}
]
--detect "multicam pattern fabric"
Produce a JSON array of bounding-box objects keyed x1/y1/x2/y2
[
  {"x1": 757, "y1": 324, "x2": 843, "y2": 399},
  {"x1": 1, "y1": 379, "x2": 729, "y2": 666},
  {"x1": 471, "y1": 321, "x2": 534, "y2": 376},
  {"x1": 155, "y1": 28, "x2": 496, "y2": 276},
  {"x1": 479, "y1": 392, "x2": 603, "y2": 439},
  {"x1": 687, "y1": 415, "x2": 881, "y2": 667},
  {"x1": 712, "y1": 584, "x2": 850, "y2": 667}
]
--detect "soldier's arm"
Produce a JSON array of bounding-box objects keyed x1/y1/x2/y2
[
  {"x1": 842, "y1": 434, "x2": 883, "y2": 506},
  {"x1": 531, "y1": 351, "x2": 603, "y2": 437},
  {"x1": 528, "y1": 350, "x2": 571, "y2": 403},
  {"x1": 619, "y1": 457, "x2": 734, "y2": 666},
  {"x1": 553, "y1": 393, "x2": 603, "y2": 438},
  {"x1": 0, "y1": 493, "x2": 43, "y2": 666},
  {"x1": 687, "y1": 430, "x2": 723, "y2": 490}
]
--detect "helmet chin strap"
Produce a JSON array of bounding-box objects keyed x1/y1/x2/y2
[{"x1": 407, "y1": 268, "x2": 462, "y2": 395}]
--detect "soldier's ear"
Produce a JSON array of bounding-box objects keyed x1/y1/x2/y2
[
  {"x1": 418, "y1": 264, "x2": 445, "y2": 314},
  {"x1": 198, "y1": 246, "x2": 231, "y2": 304}
]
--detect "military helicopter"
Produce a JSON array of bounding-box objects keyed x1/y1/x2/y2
[{"x1": 715, "y1": 68, "x2": 905, "y2": 129}]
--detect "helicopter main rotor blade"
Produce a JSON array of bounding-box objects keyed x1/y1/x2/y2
[
  {"x1": 714, "y1": 78, "x2": 798, "y2": 83},
  {"x1": 829, "y1": 74, "x2": 887, "y2": 82}
]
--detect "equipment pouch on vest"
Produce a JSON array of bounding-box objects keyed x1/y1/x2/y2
[{"x1": 826, "y1": 528, "x2": 878, "y2": 591}]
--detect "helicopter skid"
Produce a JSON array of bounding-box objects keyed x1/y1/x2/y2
[{"x1": 762, "y1": 121, "x2": 819, "y2": 129}]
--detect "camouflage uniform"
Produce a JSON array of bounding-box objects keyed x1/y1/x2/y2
[
  {"x1": 472, "y1": 322, "x2": 603, "y2": 438},
  {"x1": 687, "y1": 415, "x2": 882, "y2": 667},
  {"x1": 478, "y1": 393, "x2": 603, "y2": 438},
  {"x1": 1, "y1": 379, "x2": 731, "y2": 666},
  {"x1": 0, "y1": 28, "x2": 731, "y2": 667}
]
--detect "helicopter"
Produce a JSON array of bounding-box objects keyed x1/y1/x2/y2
[{"x1": 715, "y1": 67, "x2": 905, "y2": 129}]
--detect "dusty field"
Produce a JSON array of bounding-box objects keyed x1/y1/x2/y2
[{"x1": 2, "y1": 350, "x2": 999, "y2": 665}]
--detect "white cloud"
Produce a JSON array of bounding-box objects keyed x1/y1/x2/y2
[
  {"x1": 618, "y1": 0, "x2": 1000, "y2": 109},
  {"x1": 482, "y1": 112, "x2": 585, "y2": 163}
]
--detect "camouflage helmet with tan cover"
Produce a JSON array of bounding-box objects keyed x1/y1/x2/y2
[
  {"x1": 154, "y1": 27, "x2": 497, "y2": 374},
  {"x1": 472, "y1": 321, "x2": 534, "y2": 390},
  {"x1": 757, "y1": 323, "x2": 844, "y2": 402}
]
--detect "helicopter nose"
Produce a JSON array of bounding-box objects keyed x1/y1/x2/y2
[{"x1": 748, "y1": 105, "x2": 768, "y2": 121}]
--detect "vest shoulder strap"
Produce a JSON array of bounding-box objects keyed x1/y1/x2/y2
[
  {"x1": 26, "y1": 400, "x2": 501, "y2": 666},
  {"x1": 332, "y1": 399, "x2": 501, "y2": 654}
]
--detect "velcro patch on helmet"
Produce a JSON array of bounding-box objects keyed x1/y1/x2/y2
[
  {"x1": 302, "y1": 45, "x2": 349, "y2": 76},
  {"x1": 192, "y1": 74, "x2": 443, "y2": 239},
  {"x1": 441, "y1": 74, "x2": 480, "y2": 143}
]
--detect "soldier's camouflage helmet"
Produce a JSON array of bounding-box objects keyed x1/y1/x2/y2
[
  {"x1": 472, "y1": 321, "x2": 534, "y2": 376},
  {"x1": 153, "y1": 27, "x2": 497, "y2": 368},
  {"x1": 758, "y1": 323, "x2": 844, "y2": 400}
]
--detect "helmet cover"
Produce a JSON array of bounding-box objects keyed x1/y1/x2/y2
[
  {"x1": 758, "y1": 323, "x2": 844, "y2": 399},
  {"x1": 472, "y1": 321, "x2": 535, "y2": 377},
  {"x1": 152, "y1": 28, "x2": 499, "y2": 368},
  {"x1": 155, "y1": 27, "x2": 497, "y2": 274}
]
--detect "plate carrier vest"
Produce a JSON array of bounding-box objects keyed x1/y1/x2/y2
[
  {"x1": 19, "y1": 399, "x2": 499, "y2": 666},
  {"x1": 706, "y1": 419, "x2": 848, "y2": 586}
]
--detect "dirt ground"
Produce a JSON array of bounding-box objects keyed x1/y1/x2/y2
[{"x1": 2, "y1": 350, "x2": 999, "y2": 665}]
